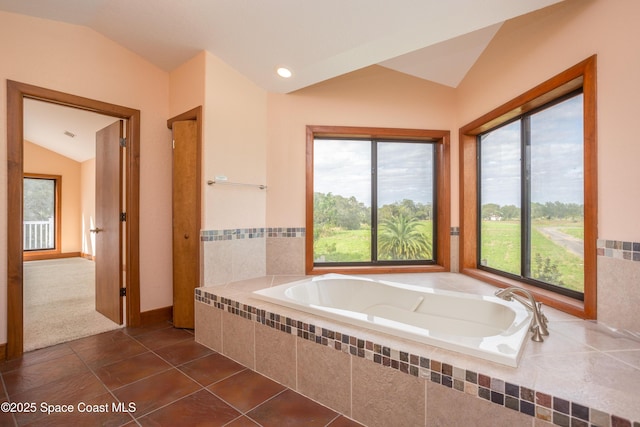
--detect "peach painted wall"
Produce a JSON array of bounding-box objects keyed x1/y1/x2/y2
[
  {"x1": 80, "y1": 158, "x2": 96, "y2": 257},
  {"x1": 203, "y1": 52, "x2": 268, "y2": 230},
  {"x1": 456, "y1": 0, "x2": 640, "y2": 241},
  {"x1": 23, "y1": 141, "x2": 82, "y2": 253},
  {"x1": 169, "y1": 52, "x2": 206, "y2": 118},
  {"x1": 266, "y1": 65, "x2": 457, "y2": 227},
  {"x1": 0, "y1": 10, "x2": 173, "y2": 340},
  {"x1": 169, "y1": 52, "x2": 206, "y2": 230}
]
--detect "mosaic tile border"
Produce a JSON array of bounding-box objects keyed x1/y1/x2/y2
[
  {"x1": 196, "y1": 289, "x2": 639, "y2": 427},
  {"x1": 597, "y1": 239, "x2": 640, "y2": 262},
  {"x1": 201, "y1": 227, "x2": 305, "y2": 241},
  {"x1": 266, "y1": 227, "x2": 306, "y2": 238}
]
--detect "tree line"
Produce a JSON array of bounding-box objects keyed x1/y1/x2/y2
[
  {"x1": 314, "y1": 192, "x2": 432, "y2": 231},
  {"x1": 314, "y1": 193, "x2": 582, "y2": 229},
  {"x1": 481, "y1": 201, "x2": 583, "y2": 221}
]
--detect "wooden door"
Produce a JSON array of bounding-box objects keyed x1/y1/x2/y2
[
  {"x1": 172, "y1": 120, "x2": 200, "y2": 328},
  {"x1": 94, "y1": 120, "x2": 124, "y2": 324}
]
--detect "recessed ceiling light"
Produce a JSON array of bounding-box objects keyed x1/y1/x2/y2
[{"x1": 277, "y1": 67, "x2": 292, "y2": 78}]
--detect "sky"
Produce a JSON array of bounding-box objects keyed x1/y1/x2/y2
[
  {"x1": 313, "y1": 94, "x2": 583, "y2": 209},
  {"x1": 313, "y1": 139, "x2": 434, "y2": 207},
  {"x1": 480, "y1": 94, "x2": 584, "y2": 207}
]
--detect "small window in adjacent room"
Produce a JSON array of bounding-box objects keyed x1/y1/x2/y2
[
  {"x1": 460, "y1": 56, "x2": 597, "y2": 318},
  {"x1": 306, "y1": 126, "x2": 451, "y2": 274},
  {"x1": 23, "y1": 174, "x2": 61, "y2": 254}
]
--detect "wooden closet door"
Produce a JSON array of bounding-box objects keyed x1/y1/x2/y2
[{"x1": 172, "y1": 119, "x2": 200, "y2": 328}]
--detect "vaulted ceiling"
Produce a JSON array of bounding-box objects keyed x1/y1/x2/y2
[
  {"x1": 3, "y1": 0, "x2": 566, "y2": 159},
  {"x1": 0, "y1": 0, "x2": 564, "y2": 93}
]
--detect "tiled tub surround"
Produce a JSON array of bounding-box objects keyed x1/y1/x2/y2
[
  {"x1": 195, "y1": 274, "x2": 640, "y2": 427},
  {"x1": 597, "y1": 239, "x2": 640, "y2": 335},
  {"x1": 201, "y1": 228, "x2": 305, "y2": 284},
  {"x1": 202, "y1": 226, "x2": 461, "y2": 282}
]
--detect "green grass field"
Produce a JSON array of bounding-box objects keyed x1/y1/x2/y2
[
  {"x1": 315, "y1": 219, "x2": 584, "y2": 292},
  {"x1": 481, "y1": 220, "x2": 583, "y2": 292},
  {"x1": 314, "y1": 228, "x2": 371, "y2": 262},
  {"x1": 314, "y1": 221, "x2": 433, "y2": 262}
]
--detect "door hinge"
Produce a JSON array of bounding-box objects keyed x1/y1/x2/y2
[
  {"x1": 120, "y1": 288, "x2": 126, "y2": 297},
  {"x1": 172, "y1": 139, "x2": 175, "y2": 149},
  {"x1": 120, "y1": 137, "x2": 127, "y2": 148},
  {"x1": 120, "y1": 212, "x2": 127, "y2": 222}
]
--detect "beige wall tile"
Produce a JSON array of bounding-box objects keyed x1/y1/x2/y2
[
  {"x1": 450, "y1": 235, "x2": 459, "y2": 273},
  {"x1": 426, "y1": 381, "x2": 532, "y2": 426},
  {"x1": 297, "y1": 338, "x2": 352, "y2": 416},
  {"x1": 194, "y1": 301, "x2": 222, "y2": 352},
  {"x1": 597, "y1": 257, "x2": 640, "y2": 333},
  {"x1": 266, "y1": 237, "x2": 305, "y2": 275},
  {"x1": 232, "y1": 238, "x2": 266, "y2": 281},
  {"x1": 352, "y1": 356, "x2": 425, "y2": 427},
  {"x1": 255, "y1": 323, "x2": 296, "y2": 389},
  {"x1": 222, "y1": 311, "x2": 255, "y2": 369},
  {"x1": 202, "y1": 240, "x2": 233, "y2": 285}
]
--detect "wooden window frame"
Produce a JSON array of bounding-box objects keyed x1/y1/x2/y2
[
  {"x1": 459, "y1": 56, "x2": 597, "y2": 319},
  {"x1": 306, "y1": 125, "x2": 451, "y2": 275},
  {"x1": 22, "y1": 173, "x2": 62, "y2": 260}
]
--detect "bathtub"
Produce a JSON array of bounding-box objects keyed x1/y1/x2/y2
[{"x1": 253, "y1": 274, "x2": 533, "y2": 367}]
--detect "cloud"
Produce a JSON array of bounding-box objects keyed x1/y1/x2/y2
[
  {"x1": 314, "y1": 139, "x2": 434, "y2": 207},
  {"x1": 314, "y1": 139, "x2": 372, "y2": 204},
  {"x1": 480, "y1": 94, "x2": 584, "y2": 206}
]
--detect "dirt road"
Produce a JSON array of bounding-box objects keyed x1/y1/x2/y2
[{"x1": 537, "y1": 227, "x2": 584, "y2": 258}]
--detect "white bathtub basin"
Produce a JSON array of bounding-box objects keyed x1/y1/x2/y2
[{"x1": 253, "y1": 274, "x2": 532, "y2": 366}]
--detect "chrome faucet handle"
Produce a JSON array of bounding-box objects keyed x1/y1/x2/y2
[
  {"x1": 536, "y1": 302, "x2": 550, "y2": 336},
  {"x1": 531, "y1": 325, "x2": 545, "y2": 342}
]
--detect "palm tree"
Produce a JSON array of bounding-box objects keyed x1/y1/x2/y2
[{"x1": 378, "y1": 214, "x2": 432, "y2": 260}]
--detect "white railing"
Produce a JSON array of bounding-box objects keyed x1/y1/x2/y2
[{"x1": 24, "y1": 218, "x2": 54, "y2": 250}]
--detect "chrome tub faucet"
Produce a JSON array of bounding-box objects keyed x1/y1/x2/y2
[{"x1": 495, "y1": 287, "x2": 549, "y2": 342}]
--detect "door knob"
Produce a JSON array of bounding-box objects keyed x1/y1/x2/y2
[
  {"x1": 184, "y1": 233, "x2": 190, "y2": 239},
  {"x1": 90, "y1": 227, "x2": 103, "y2": 234}
]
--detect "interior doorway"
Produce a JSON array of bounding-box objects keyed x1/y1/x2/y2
[
  {"x1": 21, "y1": 101, "x2": 124, "y2": 351},
  {"x1": 6, "y1": 81, "x2": 142, "y2": 359}
]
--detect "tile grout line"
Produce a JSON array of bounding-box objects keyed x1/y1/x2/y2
[
  {"x1": 103, "y1": 331, "x2": 203, "y2": 422},
  {"x1": 123, "y1": 330, "x2": 278, "y2": 423},
  {"x1": 0, "y1": 371, "x2": 18, "y2": 427},
  {"x1": 73, "y1": 333, "x2": 155, "y2": 425},
  {"x1": 75, "y1": 327, "x2": 194, "y2": 422}
]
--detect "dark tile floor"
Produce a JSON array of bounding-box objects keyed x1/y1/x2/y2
[{"x1": 0, "y1": 322, "x2": 363, "y2": 426}]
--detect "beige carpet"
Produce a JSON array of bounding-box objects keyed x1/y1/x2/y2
[{"x1": 23, "y1": 257, "x2": 122, "y2": 352}]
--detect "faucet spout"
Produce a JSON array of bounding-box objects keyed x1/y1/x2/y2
[{"x1": 495, "y1": 287, "x2": 549, "y2": 341}]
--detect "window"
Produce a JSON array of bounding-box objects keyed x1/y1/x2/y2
[
  {"x1": 479, "y1": 92, "x2": 584, "y2": 299},
  {"x1": 306, "y1": 126, "x2": 450, "y2": 274},
  {"x1": 460, "y1": 56, "x2": 597, "y2": 318},
  {"x1": 23, "y1": 174, "x2": 62, "y2": 256}
]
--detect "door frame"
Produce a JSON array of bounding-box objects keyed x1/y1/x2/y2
[{"x1": 6, "y1": 80, "x2": 141, "y2": 359}]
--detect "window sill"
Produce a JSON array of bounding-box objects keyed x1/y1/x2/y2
[
  {"x1": 23, "y1": 251, "x2": 78, "y2": 262},
  {"x1": 461, "y1": 268, "x2": 587, "y2": 319},
  {"x1": 309, "y1": 264, "x2": 447, "y2": 275}
]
